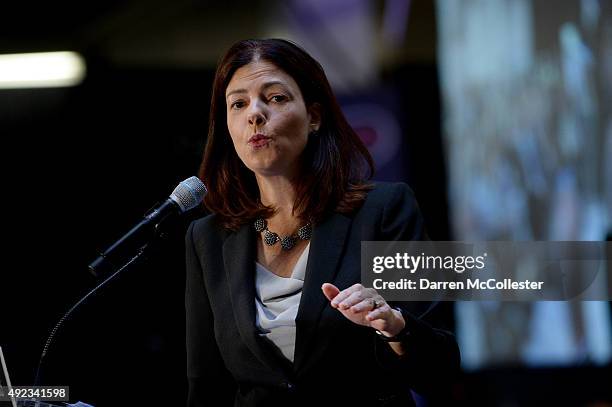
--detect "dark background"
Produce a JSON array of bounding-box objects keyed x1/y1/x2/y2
[{"x1": 1, "y1": 1, "x2": 610, "y2": 406}]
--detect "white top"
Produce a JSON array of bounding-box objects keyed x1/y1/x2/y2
[{"x1": 254, "y1": 243, "x2": 310, "y2": 362}]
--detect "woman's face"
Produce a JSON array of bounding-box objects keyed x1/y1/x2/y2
[{"x1": 225, "y1": 60, "x2": 319, "y2": 178}]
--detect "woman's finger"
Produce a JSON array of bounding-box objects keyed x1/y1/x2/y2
[
  {"x1": 366, "y1": 303, "x2": 393, "y2": 322},
  {"x1": 350, "y1": 298, "x2": 375, "y2": 313},
  {"x1": 338, "y1": 290, "x2": 369, "y2": 310},
  {"x1": 321, "y1": 283, "x2": 340, "y2": 301},
  {"x1": 350, "y1": 296, "x2": 383, "y2": 313},
  {"x1": 330, "y1": 284, "x2": 362, "y2": 308}
]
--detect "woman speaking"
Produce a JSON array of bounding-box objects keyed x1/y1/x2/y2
[{"x1": 185, "y1": 38, "x2": 459, "y2": 407}]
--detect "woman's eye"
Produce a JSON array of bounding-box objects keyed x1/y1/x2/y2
[
  {"x1": 230, "y1": 101, "x2": 245, "y2": 110},
  {"x1": 270, "y1": 95, "x2": 287, "y2": 103}
]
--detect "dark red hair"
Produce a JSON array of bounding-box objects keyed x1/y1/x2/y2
[{"x1": 199, "y1": 38, "x2": 374, "y2": 231}]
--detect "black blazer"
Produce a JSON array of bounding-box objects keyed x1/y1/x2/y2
[{"x1": 185, "y1": 182, "x2": 460, "y2": 407}]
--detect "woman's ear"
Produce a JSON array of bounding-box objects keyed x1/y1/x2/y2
[{"x1": 308, "y1": 103, "x2": 322, "y2": 132}]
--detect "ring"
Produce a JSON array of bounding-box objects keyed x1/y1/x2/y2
[{"x1": 371, "y1": 299, "x2": 382, "y2": 310}]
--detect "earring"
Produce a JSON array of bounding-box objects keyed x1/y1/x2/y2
[{"x1": 309, "y1": 129, "x2": 319, "y2": 137}]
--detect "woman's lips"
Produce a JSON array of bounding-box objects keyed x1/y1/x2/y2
[{"x1": 248, "y1": 134, "x2": 271, "y2": 148}]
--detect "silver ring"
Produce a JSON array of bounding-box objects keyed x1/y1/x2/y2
[{"x1": 371, "y1": 299, "x2": 382, "y2": 310}]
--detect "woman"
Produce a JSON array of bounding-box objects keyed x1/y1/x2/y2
[{"x1": 186, "y1": 38, "x2": 459, "y2": 407}]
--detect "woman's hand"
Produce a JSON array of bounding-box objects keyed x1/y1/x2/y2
[{"x1": 321, "y1": 283, "x2": 405, "y2": 338}]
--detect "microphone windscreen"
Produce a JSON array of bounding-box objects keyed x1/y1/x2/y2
[{"x1": 170, "y1": 176, "x2": 207, "y2": 212}]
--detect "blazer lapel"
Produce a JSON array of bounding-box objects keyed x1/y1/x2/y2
[
  {"x1": 293, "y1": 213, "x2": 352, "y2": 372},
  {"x1": 223, "y1": 223, "x2": 291, "y2": 375}
]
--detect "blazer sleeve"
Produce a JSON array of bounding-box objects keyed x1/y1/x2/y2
[
  {"x1": 374, "y1": 183, "x2": 460, "y2": 396},
  {"x1": 185, "y1": 221, "x2": 236, "y2": 407}
]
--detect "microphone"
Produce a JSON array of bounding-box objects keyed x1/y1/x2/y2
[{"x1": 89, "y1": 176, "x2": 207, "y2": 277}]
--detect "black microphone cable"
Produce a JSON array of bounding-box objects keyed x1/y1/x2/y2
[{"x1": 34, "y1": 244, "x2": 148, "y2": 387}]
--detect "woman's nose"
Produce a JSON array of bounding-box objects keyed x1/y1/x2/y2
[
  {"x1": 247, "y1": 102, "x2": 266, "y2": 126},
  {"x1": 248, "y1": 113, "x2": 265, "y2": 126}
]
